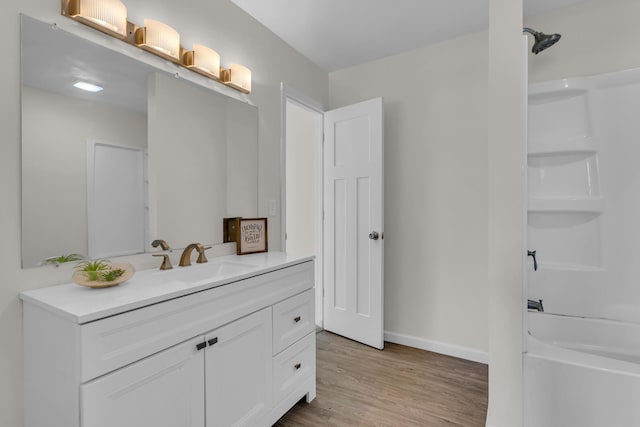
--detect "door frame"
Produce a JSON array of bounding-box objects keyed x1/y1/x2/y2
[{"x1": 280, "y1": 82, "x2": 325, "y2": 327}]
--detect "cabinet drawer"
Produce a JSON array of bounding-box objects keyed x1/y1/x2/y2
[
  {"x1": 272, "y1": 332, "x2": 315, "y2": 405},
  {"x1": 272, "y1": 289, "x2": 315, "y2": 355}
]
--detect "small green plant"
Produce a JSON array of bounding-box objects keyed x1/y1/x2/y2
[
  {"x1": 75, "y1": 259, "x2": 111, "y2": 281},
  {"x1": 99, "y1": 268, "x2": 125, "y2": 282}
]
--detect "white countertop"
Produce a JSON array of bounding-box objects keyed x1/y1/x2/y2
[{"x1": 20, "y1": 252, "x2": 314, "y2": 324}]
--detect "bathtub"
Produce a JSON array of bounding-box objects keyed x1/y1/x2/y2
[{"x1": 525, "y1": 312, "x2": 640, "y2": 427}]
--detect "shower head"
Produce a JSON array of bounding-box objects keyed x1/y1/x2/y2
[{"x1": 523, "y1": 27, "x2": 561, "y2": 54}]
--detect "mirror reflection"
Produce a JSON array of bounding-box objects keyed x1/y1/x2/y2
[{"x1": 21, "y1": 15, "x2": 258, "y2": 268}]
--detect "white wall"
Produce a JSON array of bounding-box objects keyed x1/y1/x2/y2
[
  {"x1": 525, "y1": 0, "x2": 640, "y2": 83},
  {"x1": 226, "y1": 97, "x2": 259, "y2": 218},
  {"x1": 21, "y1": 86, "x2": 147, "y2": 267},
  {"x1": 486, "y1": 0, "x2": 525, "y2": 426},
  {"x1": 285, "y1": 100, "x2": 320, "y2": 257},
  {"x1": 0, "y1": 1, "x2": 327, "y2": 425},
  {"x1": 148, "y1": 72, "x2": 227, "y2": 248},
  {"x1": 148, "y1": 72, "x2": 261, "y2": 249},
  {"x1": 329, "y1": 31, "x2": 489, "y2": 360}
]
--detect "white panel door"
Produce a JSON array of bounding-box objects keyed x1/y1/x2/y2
[
  {"x1": 81, "y1": 336, "x2": 205, "y2": 427},
  {"x1": 205, "y1": 307, "x2": 272, "y2": 427},
  {"x1": 87, "y1": 141, "x2": 146, "y2": 259},
  {"x1": 324, "y1": 97, "x2": 384, "y2": 349}
]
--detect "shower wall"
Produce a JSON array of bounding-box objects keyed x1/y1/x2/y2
[{"x1": 527, "y1": 68, "x2": 640, "y2": 323}]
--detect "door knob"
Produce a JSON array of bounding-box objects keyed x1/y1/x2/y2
[{"x1": 369, "y1": 231, "x2": 379, "y2": 240}]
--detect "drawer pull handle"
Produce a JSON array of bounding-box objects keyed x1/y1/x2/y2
[
  {"x1": 294, "y1": 316, "x2": 301, "y2": 323},
  {"x1": 294, "y1": 363, "x2": 302, "y2": 370},
  {"x1": 208, "y1": 337, "x2": 218, "y2": 346},
  {"x1": 196, "y1": 341, "x2": 207, "y2": 351}
]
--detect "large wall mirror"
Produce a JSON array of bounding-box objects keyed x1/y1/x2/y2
[{"x1": 21, "y1": 15, "x2": 258, "y2": 268}]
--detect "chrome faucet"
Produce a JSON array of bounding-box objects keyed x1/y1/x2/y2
[
  {"x1": 179, "y1": 243, "x2": 211, "y2": 267},
  {"x1": 528, "y1": 299, "x2": 544, "y2": 312}
]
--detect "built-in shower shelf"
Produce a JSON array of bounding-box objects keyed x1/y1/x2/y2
[
  {"x1": 529, "y1": 88, "x2": 588, "y2": 105},
  {"x1": 528, "y1": 136, "x2": 597, "y2": 156},
  {"x1": 528, "y1": 197, "x2": 604, "y2": 213},
  {"x1": 528, "y1": 78, "x2": 591, "y2": 105}
]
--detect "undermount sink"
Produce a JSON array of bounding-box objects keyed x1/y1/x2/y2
[{"x1": 154, "y1": 261, "x2": 259, "y2": 284}]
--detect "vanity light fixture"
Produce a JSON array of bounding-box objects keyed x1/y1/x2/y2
[
  {"x1": 134, "y1": 19, "x2": 182, "y2": 62},
  {"x1": 183, "y1": 44, "x2": 221, "y2": 80},
  {"x1": 61, "y1": 0, "x2": 251, "y2": 93},
  {"x1": 62, "y1": 0, "x2": 128, "y2": 38},
  {"x1": 73, "y1": 81, "x2": 104, "y2": 92},
  {"x1": 221, "y1": 64, "x2": 251, "y2": 94}
]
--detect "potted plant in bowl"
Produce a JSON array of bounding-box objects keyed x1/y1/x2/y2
[{"x1": 73, "y1": 259, "x2": 134, "y2": 288}]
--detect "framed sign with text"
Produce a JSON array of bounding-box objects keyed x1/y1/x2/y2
[{"x1": 236, "y1": 217, "x2": 268, "y2": 255}]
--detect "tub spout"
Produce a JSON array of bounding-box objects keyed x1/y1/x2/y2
[{"x1": 528, "y1": 299, "x2": 544, "y2": 312}]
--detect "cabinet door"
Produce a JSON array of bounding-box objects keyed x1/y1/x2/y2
[
  {"x1": 81, "y1": 336, "x2": 205, "y2": 427},
  {"x1": 205, "y1": 307, "x2": 272, "y2": 427}
]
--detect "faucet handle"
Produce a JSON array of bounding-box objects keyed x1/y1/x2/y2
[
  {"x1": 153, "y1": 253, "x2": 173, "y2": 270},
  {"x1": 196, "y1": 246, "x2": 212, "y2": 264}
]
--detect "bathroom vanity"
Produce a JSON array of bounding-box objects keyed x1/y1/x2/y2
[{"x1": 20, "y1": 253, "x2": 315, "y2": 427}]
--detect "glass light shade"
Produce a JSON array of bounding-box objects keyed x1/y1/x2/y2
[
  {"x1": 70, "y1": 0, "x2": 127, "y2": 37},
  {"x1": 143, "y1": 19, "x2": 180, "y2": 60},
  {"x1": 192, "y1": 44, "x2": 220, "y2": 78},
  {"x1": 229, "y1": 64, "x2": 251, "y2": 93}
]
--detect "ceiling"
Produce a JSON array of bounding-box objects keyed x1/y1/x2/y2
[
  {"x1": 231, "y1": 0, "x2": 590, "y2": 71},
  {"x1": 22, "y1": 16, "x2": 154, "y2": 113}
]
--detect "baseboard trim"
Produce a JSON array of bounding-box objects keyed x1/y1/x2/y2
[{"x1": 384, "y1": 331, "x2": 488, "y2": 364}]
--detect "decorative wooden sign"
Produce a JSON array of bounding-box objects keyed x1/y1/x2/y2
[{"x1": 236, "y1": 217, "x2": 268, "y2": 255}]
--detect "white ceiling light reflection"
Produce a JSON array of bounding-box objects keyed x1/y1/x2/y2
[{"x1": 73, "y1": 81, "x2": 104, "y2": 92}]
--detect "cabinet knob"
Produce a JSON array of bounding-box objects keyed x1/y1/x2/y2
[
  {"x1": 196, "y1": 341, "x2": 207, "y2": 351},
  {"x1": 294, "y1": 363, "x2": 301, "y2": 370},
  {"x1": 208, "y1": 337, "x2": 218, "y2": 346},
  {"x1": 294, "y1": 316, "x2": 301, "y2": 323}
]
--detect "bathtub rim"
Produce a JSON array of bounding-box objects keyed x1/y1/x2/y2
[{"x1": 526, "y1": 326, "x2": 640, "y2": 377}]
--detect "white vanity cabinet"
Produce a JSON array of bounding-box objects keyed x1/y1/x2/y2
[{"x1": 21, "y1": 254, "x2": 316, "y2": 427}]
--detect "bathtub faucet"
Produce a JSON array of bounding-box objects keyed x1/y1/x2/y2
[{"x1": 528, "y1": 299, "x2": 544, "y2": 312}]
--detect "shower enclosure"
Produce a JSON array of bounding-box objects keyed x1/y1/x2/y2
[{"x1": 525, "y1": 67, "x2": 640, "y2": 426}]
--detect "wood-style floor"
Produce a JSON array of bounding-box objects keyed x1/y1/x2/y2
[{"x1": 275, "y1": 331, "x2": 488, "y2": 427}]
